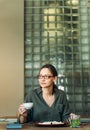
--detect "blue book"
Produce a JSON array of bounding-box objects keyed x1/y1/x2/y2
[{"x1": 6, "y1": 123, "x2": 22, "y2": 129}]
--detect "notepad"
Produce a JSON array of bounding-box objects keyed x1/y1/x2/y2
[{"x1": 0, "y1": 118, "x2": 17, "y2": 123}]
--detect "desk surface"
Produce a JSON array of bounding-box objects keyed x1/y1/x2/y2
[{"x1": 0, "y1": 123, "x2": 90, "y2": 130}]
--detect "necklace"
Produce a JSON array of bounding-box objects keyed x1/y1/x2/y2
[
  {"x1": 43, "y1": 94, "x2": 55, "y2": 106},
  {"x1": 48, "y1": 94, "x2": 54, "y2": 100}
]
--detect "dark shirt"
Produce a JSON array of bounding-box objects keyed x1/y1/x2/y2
[{"x1": 25, "y1": 86, "x2": 70, "y2": 123}]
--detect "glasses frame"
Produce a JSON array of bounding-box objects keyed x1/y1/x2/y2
[{"x1": 37, "y1": 75, "x2": 54, "y2": 79}]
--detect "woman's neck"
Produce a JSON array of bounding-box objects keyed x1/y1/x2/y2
[
  {"x1": 42, "y1": 86, "x2": 55, "y2": 107},
  {"x1": 42, "y1": 86, "x2": 53, "y2": 96}
]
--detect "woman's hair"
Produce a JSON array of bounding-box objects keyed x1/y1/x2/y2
[{"x1": 39, "y1": 64, "x2": 58, "y2": 77}]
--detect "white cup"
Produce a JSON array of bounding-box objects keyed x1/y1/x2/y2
[{"x1": 23, "y1": 102, "x2": 33, "y2": 109}]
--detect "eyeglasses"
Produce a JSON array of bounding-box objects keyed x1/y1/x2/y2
[{"x1": 37, "y1": 75, "x2": 54, "y2": 79}]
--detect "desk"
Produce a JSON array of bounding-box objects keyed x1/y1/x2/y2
[{"x1": 0, "y1": 123, "x2": 90, "y2": 130}]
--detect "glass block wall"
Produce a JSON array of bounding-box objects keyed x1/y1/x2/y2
[{"x1": 24, "y1": 0, "x2": 90, "y2": 116}]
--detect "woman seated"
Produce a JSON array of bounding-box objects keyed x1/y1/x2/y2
[{"x1": 18, "y1": 64, "x2": 71, "y2": 124}]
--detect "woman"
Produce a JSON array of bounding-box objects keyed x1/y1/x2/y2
[{"x1": 18, "y1": 64, "x2": 70, "y2": 123}]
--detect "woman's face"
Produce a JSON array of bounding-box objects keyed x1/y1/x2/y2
[{"x1": 38, "y1": 68, "x2": 57, "y2": 88}]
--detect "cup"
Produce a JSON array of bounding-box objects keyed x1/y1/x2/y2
[
  {"x1": 70, "y1": 115, "x2": 80, "y2": 128},
  {"x1": 23, "y1": 102, "x2": 33, "y2": 109}
]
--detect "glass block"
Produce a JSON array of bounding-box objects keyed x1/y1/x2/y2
[
  {"x1": 81, "y1": 31, "x2": 89, "y2": 36},
  {"x1": 25, "y1": 78, "x2": 32, "y2": 85},
  {"x1": 80, "y1": 23, "x2": 88, "y2": 28},
  {"x1": 25, "y1": 62, "x2": 33, "y2": 69},
  {"x1": 33, "y1": 70, "x2": 39, "y2": 76},
  {"x1": 75, "y1": 103, "x2": 84, "y2": 111},
  {"x1": 81, "y1": 38, "x2": 88, "y2": 44},
  {"x1": 33, "y1": 62, "x2": 41, "y2": 68},
  {"x1": 33, "y1": 47, "x2": 40, "y2": 53},
  {"x1": 25, "y1": 70, "x2": 31, "y2": 77},
  {"x1": 33, "y1": 55, "x2": 40, "y2": 61}
]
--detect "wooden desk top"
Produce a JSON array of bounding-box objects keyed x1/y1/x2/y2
[{"x1": 0, "y1": 123, "x2": 90, "y2": 130}]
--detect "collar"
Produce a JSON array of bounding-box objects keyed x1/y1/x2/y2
[{"x1": 36, "y1": 85, "x2": 60, "y2": 96}]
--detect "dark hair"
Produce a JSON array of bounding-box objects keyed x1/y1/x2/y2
[{"x1": 39, "y1": 64, "x2": 58, "y2": 77}]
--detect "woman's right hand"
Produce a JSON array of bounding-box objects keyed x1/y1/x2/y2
[
  {"x1": 18, "y1": 104, "x2": 28, "y2": 123},
  {"x1": 18, "y1": 104, "x2": 27, "y2": 115}
]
